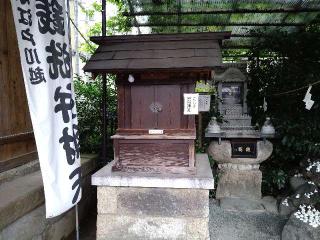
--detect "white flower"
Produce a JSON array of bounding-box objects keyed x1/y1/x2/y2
[
  {"x1": 282, "y1": 198, "x2": 289, "y2": 207},
  {"x1": 306, "y1": 161, "x2": 320, "y2": 173},
  {"x1": 295, "y1": 205, "x2": 320, "y2": 228}
]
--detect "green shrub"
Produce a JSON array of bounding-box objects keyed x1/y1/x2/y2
[
  {"x1": 247, "y1": 24, "x2": 320, "y2": 195},
  {"x1": 74, "y1": 75, "x2": 117, "y2": 156}
]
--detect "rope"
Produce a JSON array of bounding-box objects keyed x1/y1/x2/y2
[
  {"x1": 65, "y1": 10, "x2": 95, "y2": 51},
  {"x1": 270, "y1": 80, "x2": 320, "y2": 97}
]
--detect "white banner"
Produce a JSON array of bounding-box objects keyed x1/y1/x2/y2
[{"x1": 10, "y1": 0, "x2": 81, "y2": 218}]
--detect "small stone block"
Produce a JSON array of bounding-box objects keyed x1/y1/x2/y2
[
  {"x1": 216, "y1": 169, "x2": 262, "y2": 199},
  {"x1": 97, "y1": 187, "x2": 117, "y2": 214}
]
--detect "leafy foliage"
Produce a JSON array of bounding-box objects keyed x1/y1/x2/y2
[
  {"x1": 79, "y1": 1, "x2": 132, "y2": 55},
  {"x1": 247, "y1": 24, "x2": 320, "y2": 195},
  {"x1": 74, "y1": 75, "x2": 117, "y2": 156},
  {"x1": 74, "y1": 0, "x2": 130, "y2": 157}
]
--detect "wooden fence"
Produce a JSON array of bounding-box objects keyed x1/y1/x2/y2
[{"x1": 0, "y1": 0, "x2": 37, "y2": 173}]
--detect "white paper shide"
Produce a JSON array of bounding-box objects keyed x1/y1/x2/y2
[
  {"x1": 303, "y1": 85, "x2": 314, "y2": 110},
  {"x1": 10, "y1": 0, "x2": 81, "y2": 218}
]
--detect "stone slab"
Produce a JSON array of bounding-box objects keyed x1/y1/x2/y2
[
  {"x1": 0, "y1": 155, "x2": 97, "y2": 231},
  {"x1": 0, "y1": 160, "x2": 40, "y2": 185},
  {"x1": 98, "y1": 187, "x2": 209, "y2": 218},
  {"x1": 92, "y1": 154, "x2": 214, "y2": 189},
  {"x1": 220, "y1": 198, "x2": 265, "y2": 212},
  {"x1": 0, "y1": 172, "x2": 44, "y2": 231},
  {"x1": 96, "y1": 214, "x2": 209, "y2": 240},
  {"x1": 0, "y1": 205, "x2": 75, "y2": 240}
]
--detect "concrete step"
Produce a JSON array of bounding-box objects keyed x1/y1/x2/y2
[
  {"x1": 0, "y1": 160, "x2": 40, "y2": 185},
  {"x1": 0, "y1": 154, "x2": 97, "y2": 231},
  {"x1": 0, "y1": 171, "x2": 44, "y2": 230}
]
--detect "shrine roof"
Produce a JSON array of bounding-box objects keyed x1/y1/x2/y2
[{"x1": 83, "y1": 32, "x2": 230, "y2": 73}]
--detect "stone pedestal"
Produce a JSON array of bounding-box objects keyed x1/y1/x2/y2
[
  {"x1": 208, "y1": 140, "x2": 273, "y2": 211},
  {"x1": 92, "y1": 154, "x2": 214, "y2": 240}
]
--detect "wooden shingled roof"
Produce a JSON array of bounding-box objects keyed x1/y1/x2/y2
[{"x1": 83, "y1": 32, "x2": 230, "y2": 73}]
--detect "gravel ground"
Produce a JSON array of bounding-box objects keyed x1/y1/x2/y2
[{"x1": 209, "y1": 199, "x2": 288, "y2": 240}]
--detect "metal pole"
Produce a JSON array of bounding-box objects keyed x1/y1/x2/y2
[
  {"x1": 102, "y1": 74, "x2": 107, "y2": 164},
  {"x1": 74, "y1": 0, "x2": 79, "y2": 76},
  {"x1": 102, "y1": 0, "x2": 106, "y2": 36},
  {"x1": 66, "y1": 1, "x2": 81, "y2": 238},
  {"x1": 75, "y1": 204, "x2": 80, "y2": 240},
  {"x1": 101, "y1": 0, "x2": 107, "y2": 164}
]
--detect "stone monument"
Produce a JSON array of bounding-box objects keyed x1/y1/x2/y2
[{"x1": 206, "y1": 67, "x2": 275, "y2": 210}]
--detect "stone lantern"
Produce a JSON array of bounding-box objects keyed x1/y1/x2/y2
[{"x1": 206, "y1": 67, "x2": 274, "y2": 210}]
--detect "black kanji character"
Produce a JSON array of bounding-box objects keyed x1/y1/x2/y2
[
  {"x1": 21, "y1": 28, "x2": 35, "y2": 46},
  {"x1": 36, "y1": 0, "x2": 65, "y2": 36},
  {"x1": 69, "y1": 167, "x2": 81, "y2": 204},
  {"x1": 17, "y1": 0, "x2": 30, "y2": 4},
  {"x1": 29, "y1": 66, "x2": 46, "y2": 84},
  {"x1": 46, "y1": 40, "x2": 70, "y2": 79},
  {"x1": 54, "y1": 83, "x2": 76, "y2": 123},
  {"x1": 24, "y1": 48, "x2": 41, "y2": 65},
  {"x1": 59, "y1": 124, "x2": 79, "y2": 165},
  {"x1": 18, "y1": 7, "x2": 32, "y2": 26}
]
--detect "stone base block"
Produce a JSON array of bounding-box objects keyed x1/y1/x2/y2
[
  {"x1": 98, "y1": 187, "x2": 209, "y2": 217},
  {"x1": 92, "y1": 154, "x2": 214, "y2": 240},
  {"x1": 96, "y1": 187, "x2": 209, "y2": 240},
  {"x1": 216, "y1": 169, "x2": 262, "y2": 199},
  {"x1": 97, "y1": 214, "x2": 209, "y2": 240}
]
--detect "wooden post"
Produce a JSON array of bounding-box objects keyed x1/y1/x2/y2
[{"x1": 198, "y1": 112, "x2": 203, "y2": 149}]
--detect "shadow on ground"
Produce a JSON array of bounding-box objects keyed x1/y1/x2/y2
[
  {"x1": 66, "y1": 211, "x2": 96, "y2": 240},
  {"x1": 209, "y1": 199, "x2": 288, "y2": 240}
]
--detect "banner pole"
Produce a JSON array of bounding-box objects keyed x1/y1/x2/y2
[
  {"x1": 101, "y1": 0, "x2": 108, "y2": 165},
  {"x1": 66, "y1": 1, "x2": 80, "y2": 237},
  {"x1": 75, "y1": 204, "x2": 80, "y2": 240}
]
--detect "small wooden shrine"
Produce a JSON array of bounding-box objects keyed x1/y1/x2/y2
[{"x1": 84, "y1": 32, "x2": 230, "y2": 174}]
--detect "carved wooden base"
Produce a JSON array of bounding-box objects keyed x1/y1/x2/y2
[
  {"x1": 112, "y1": 162, "x2": 196, "y2": 175},
  {"x1": 112, "y1": 135, "x2": 195, "y2": 175}
]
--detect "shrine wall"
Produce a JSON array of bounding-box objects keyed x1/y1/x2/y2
[{"x1": 0, "y1": 0, "x2": 37, "y2": 173}]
